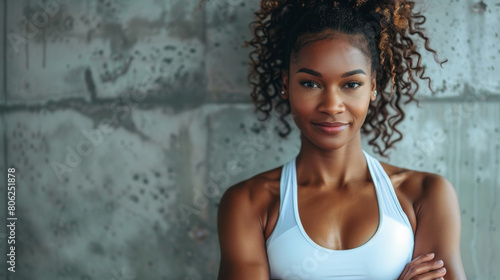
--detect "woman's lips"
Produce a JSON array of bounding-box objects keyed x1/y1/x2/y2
[{"x1": 312, "y1": 122, "x2": 349, "y2": 134}]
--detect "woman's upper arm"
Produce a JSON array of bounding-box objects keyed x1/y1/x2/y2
[
  {"x1": 412, "y1": 174, "x2": 466, "y2": 280},
  {"x1": 217, "y1": 182, "x2": 270, "y2": 280}
]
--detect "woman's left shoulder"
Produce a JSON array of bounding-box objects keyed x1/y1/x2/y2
[
  {"x1": 413, "y1": 171, "x2": 459, "y2": 209},
  {"x1": 379, "y1": 162, "x2": 458, "y2": 204}
]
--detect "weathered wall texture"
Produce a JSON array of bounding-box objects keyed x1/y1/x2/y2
[{"x1": 0, "y1": 0, "x2": 499, "y2": 279}]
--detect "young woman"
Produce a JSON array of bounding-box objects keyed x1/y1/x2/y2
[{"x1": 216, "y1": 0, "x2": 466, "y2": 279}]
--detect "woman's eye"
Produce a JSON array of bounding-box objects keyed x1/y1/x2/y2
[
  {"x1": 300, "y1": 81, "x2": 320, "y2": 88},
  {"x1": 345, "y1": 82, "x2": 362, "y2": 89}
]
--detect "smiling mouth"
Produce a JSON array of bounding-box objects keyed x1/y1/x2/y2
[{"x1": 312, "y1": 122, "x2": 349, "y2": 134}]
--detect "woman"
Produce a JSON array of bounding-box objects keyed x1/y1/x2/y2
[{"x1": 216, "y1": 0, "x2": 466, "y2": 279}]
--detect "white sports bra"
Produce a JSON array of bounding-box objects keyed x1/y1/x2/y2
[{"x1": 265, "y1": 150, "x2": 414, "y2": 279}]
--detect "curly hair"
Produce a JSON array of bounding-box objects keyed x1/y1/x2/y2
[{"x1": 242, "y1": 0, "x2": 447, "y2": 158}]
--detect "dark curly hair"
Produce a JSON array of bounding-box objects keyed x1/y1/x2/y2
[{"x1": 241, "y1": 0, "x2": 447, "y2": 157}]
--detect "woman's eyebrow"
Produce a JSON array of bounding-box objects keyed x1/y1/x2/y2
[
  {"x1": 342, "y1": 69, "x2": 366, "y2": 77},
  {"x1": 296, "y1": 68, "x2": 366, "y2": 78},
  {"x1": 296, "y1": 68, "x2": 323, "y2": 77}
]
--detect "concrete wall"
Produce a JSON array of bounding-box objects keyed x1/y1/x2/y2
[{"x1": 0, "y1": 0, "x2": 498, "y2": 279}]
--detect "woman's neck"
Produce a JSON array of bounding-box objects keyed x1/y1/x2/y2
[{"x1": 295, "y1": 134, "x2": 369, "y2": 190}]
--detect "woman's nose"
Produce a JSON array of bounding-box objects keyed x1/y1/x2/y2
[{"x1": 318, "y1": 89, "x2": 345, "y2": 115}]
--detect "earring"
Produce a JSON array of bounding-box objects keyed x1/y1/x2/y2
[
  {"x1": 281, "y1": 90, "x2": 285, "y2": 95},
  {"x1": 374, "y1": 90, "x2": 378, "y2": 97}
]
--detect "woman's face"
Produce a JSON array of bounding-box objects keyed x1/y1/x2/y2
[{"x1": 282, "y1": 32, "x2": 376, "y2": 151}]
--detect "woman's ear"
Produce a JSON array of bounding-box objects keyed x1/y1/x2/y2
[
  {"x1": 282, "y1": 69, "x2": 289, "y2": 98},
  {"x1": 370, "y1": 72, "x2": 377, "y2": 102}
]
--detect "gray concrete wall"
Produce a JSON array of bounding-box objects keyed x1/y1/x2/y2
[{"x1": 0, "y1": 0, "x2": 498, "y2": 279}]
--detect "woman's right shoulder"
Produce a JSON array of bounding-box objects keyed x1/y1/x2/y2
[
  {"x1": 218, "y1": 166, "x2": 282, "y2": 216},
  {"x1": 217, "y1": 167, "x2": 284, "y2": 278}
]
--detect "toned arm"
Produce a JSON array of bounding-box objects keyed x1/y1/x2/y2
[
  {"x1": 217, "y1": 182, "x2": 270, "y2": 280},
  {"x1": 412, "y1": 174, "x2": 466, "y2": 279}
]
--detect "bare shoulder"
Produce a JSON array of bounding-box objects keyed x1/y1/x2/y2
[
  {"x1": 217, "y1": 166, "x2": 283, "y2": 279},
  {"x1": 379, "y1": 161, "x2": 458, "y2": 211},
  {"x1": 218, "y1": 165, "x2": 282, "y2": 223},
  {"x1": 220, "y1": 165, "x2": 281, "y2": 202},
  {"x1": 414, "y1": 172, "x2": 459, "y2": 215}
]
